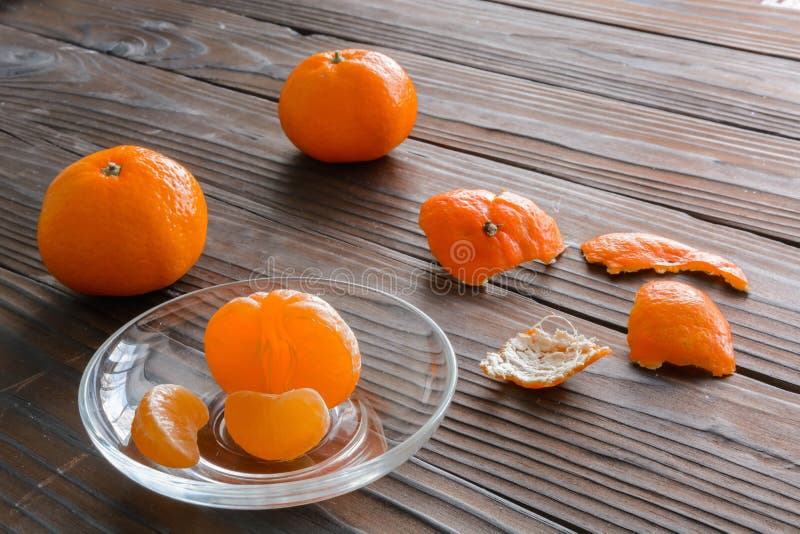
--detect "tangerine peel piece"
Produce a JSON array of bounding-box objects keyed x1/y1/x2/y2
[
  {"x1": 581, "y1": 232, "x2": 748, "y2": 291},
  {"x1": 628, "y1": 280, "x2": 735, "y2": 377},
  {"x1": 480, "y1": 315, "x2": 612, "y2": 388}
]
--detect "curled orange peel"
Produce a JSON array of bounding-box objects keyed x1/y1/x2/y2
[{"x1": 581, "y1": 232, "x2": 748, "y2": 291}]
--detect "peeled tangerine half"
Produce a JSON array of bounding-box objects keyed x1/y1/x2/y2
[
  {"x1": 131, "y1": 384, "x2": 209, "y2": 469},
  {"x1": 419, "y1": 189, "x2": 566, "y2": 286},
  {"x1": 225, "y1": 389, "x2": 330, "y2": 461},
  {"x1": 581, "y1": 232, "x2": 748, "y2": 291},
  {"x1": 480, "y1": 315, "x2": 612, "y2": 388},
  {"x1": 628, "y1": 280, "x2": 735, "y2": 377},
  {"x1": 204, "y1": 289, "x2": 361, "y2": 409}
]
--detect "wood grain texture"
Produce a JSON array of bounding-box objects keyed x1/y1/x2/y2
[
  {"x1": 2, "y1": 266, "x2": 549, "y2": 532},
  {"x1": 1, "y1": 0, "x2": 797, "y2": 243},
  {"x1": 1, "y1": 24, "x2": 800, "y2": 532},
  {"x1": 0, "y1": 24, "x2": 797, "y2": 386},
  {"x1": 491, "y1": 0, "x2": 800, "y2": 60},
  {"x1": 182, "y1": 0, "x2": 800, "y2": 139},
  {"x1": 2, "y1": 145, "x2": 799, "y2": 532}
]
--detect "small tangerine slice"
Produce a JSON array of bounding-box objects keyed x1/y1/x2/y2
[
  {"x1": 581, "y1": 232, "x2": 748, "y2": 291},
  {"x1": 628, "y1": 280, "x2": 735, "y2": 377},
  {"x1": 480, "y1": 315, "x2": 612, "y2": 388},
  {"x1": 204, "y1": 290, "x2": 360, "y2": 408},
  {"x1": 131, "y1": 384, "x2": 209, "y2": 469},
  {"x1": 225, "y1": 389, "x2": 330, "y2": 461}
]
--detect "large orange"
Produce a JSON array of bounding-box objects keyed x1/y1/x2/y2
[
  {"x1": 627, "y1": 280, "x2": 735, "y2": 377},
  {"x1": 278, "y1": 49, "x2": 417, "y2": 162},
  {"x1": 37, "y1": 146, "x2": 207, "y2": 296},
  {"x1": 204, "y1": 290, "x2": 361, "y2": 408}
]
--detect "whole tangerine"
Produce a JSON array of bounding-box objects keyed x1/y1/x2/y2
[
  {"x1": 37, "y1": 146, "x2": 207, "y2": 296},
  {"x1": 278, "y1": 49, "x2": 417, "y2": 162}
]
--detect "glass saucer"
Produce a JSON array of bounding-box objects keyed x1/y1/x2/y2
[{"x1": 78, "y1": 278, "x2": 457, "y2": 509}]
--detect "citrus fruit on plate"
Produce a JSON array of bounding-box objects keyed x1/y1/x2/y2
[
  {"x1": 131, "y1": 384, "x2": 209, "y2": 469},
  {"x1": 279, "y1": 49, "x2": 417, "y2": 162},
  {"x1": 78, "y1": 278, "x2": 457, "y2": 508},
  {"x1": 37, "y1": 145, "x2": 207, "y2": 296},
  {"x1": 204, "y1": 289, "x2": 361, "y2": 408},
  {"x1": 225, "y1": 389, "x2": 331, "y2": 461}
]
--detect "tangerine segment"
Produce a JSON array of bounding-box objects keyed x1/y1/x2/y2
[
  {"x1": 131, "y1": 384, "x2": 209, "y2": 469},
  {"x1": 628, "y1": 280, "x2": 735, "y2": 377},
  {"x1": 480, "y1": 316, "x2": 612, "y2": 388},
  {"x1": 225, "y1": 389, "x2": 330, "y2": 461},
  {"x1": 581, "y1": 232, "x2": 748, "y2": 291},
  {"x1": 204, "y1": 290, "x2": 361, "y2": 408},
  {"x1": 419, "y1": 189, "x2": 565, "y2": 286}
]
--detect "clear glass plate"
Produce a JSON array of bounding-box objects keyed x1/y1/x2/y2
[{"x1": 78, "y1": 278, "x2": 457, "y2": 509}]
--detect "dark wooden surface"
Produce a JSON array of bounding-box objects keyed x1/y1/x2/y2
[{"x1": 1, "y1": 1, "x2": 798, "y2": 532}]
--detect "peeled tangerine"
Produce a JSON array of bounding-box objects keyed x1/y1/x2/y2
[
  {"x1": 581, "y1": 232, "x2": 748, "y2": 291},
  {"x1": 419, "y1": 189, "x2": 565, "y2": 286},
  {"x1": 628, "y1": 280, "x2": 735, "y2": 377},
  {"x1": 204, "y1": 289, "x2": 361, "y2": 409},
  {"x1": 480, "y1": 316, "x2": 612, "y2": 388},
  {"x1": 225, "y1": 389, "x2": 330, "y2": 461},
  {"x1": 131, "y1": 384, "x2": 209, "y2": 469}
]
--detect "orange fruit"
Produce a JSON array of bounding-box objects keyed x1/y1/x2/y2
[
  {"x1": 481, "y1": 315, "x2": 612, "y2": 388},
  {"x1": 278, "y1": 49, "x2": 417, "y2": 162},
  {"x1": 581, "y1": 232, "x2": 748, "y2": 291},
  {"x1": 37, "y1": 145, "x2": 207, "y2": 296},
  {"x1": 628, "y1": 280, "x2": 735, "y2": 377},
  {"x1": 419, "y1": 189, "x2": 565, "y2": 285},
  {"x1": 131, "y1": 384, "x2": 209, "y2": 469},
  {"x1": 204, "y1": 290, "x2": 361, "y2": 408},
  {"x1": 225, "y1": 389, "x2": 330, "y2": 461}
]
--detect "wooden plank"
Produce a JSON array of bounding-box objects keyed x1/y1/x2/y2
[
  {"x1": 0, "y1": 25, "x2": 797, "y2": 388},
  {"x1": 1, "y1": 127, "x2": 800, "y2": 530},
  {"x1": 1, "y1": 0, "x2": 796, "y2": 244},
  {"x1": 490, "y1": 0, "x2": 800, "y2": 60},
  {"x1": 0, "y1": 266, "x2": 565, "y2": 532},
  {"x1": 0, "y1": 391, "x2": 365, "y2": 533},
  {"x1": 178, "y1": 0, "x2": 800, "y2": 139},
  {"x1": 1, "y1": 26, "x2": 799, "y2": 531},
  {"x1": 3, "y1": 197, "x2": 799, "y2": 532}
]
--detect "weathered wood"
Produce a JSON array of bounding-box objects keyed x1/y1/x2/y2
[
  {"x1": 2, "y1": 90, "x2": 800, "y2": 534},
  {"x1": 182, "y1": 0, "x2": 800, "y2": 139},
  {"x1": 492, "y1": 0, "x2": 800, "y2": 60},
  {"x1": 0, "y1": 25, "x2": 797, "y2": 387},
  {"x1": 2, "y1": 271, "x2": 542, "y2": 532},
  {"x1": 2, "y1": 11, "x2": 799, "y2": 534},
  {"x1": 2, "y1": 0, "x2": 797, "y2": 243},
  {"x1": 3, "y1": 193, "x2": 799, "y2": 532}
]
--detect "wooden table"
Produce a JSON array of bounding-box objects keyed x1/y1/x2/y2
[{"x1": 1, "y1": 1, "x2": 798, "y2": 531}]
